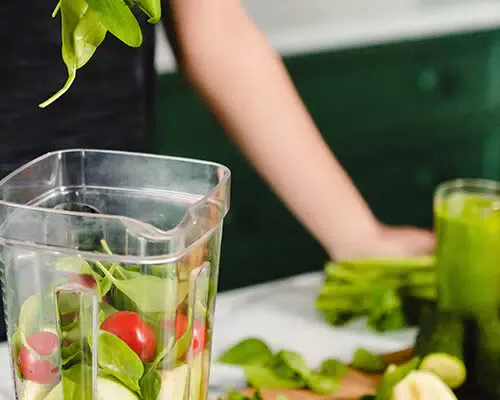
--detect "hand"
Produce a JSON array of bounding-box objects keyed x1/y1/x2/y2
[{"x1": 332, "y1": 223, "x2": 436, "y2": 261}]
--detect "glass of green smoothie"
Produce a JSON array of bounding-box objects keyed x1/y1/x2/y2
[{"x1": 434, "y1": 179, "x2": 500, "y2": 316}]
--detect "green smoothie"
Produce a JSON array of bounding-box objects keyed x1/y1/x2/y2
[{"x1": 435, "y1": 189, "x2": 500, "y2": 316}]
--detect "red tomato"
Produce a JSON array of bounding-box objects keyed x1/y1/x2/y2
[
  {"x1": 100, "y1": 311, "x2": 157, "y2": 362},
  {"x1": 165, "y1": 314, "x2": 207, "y2": 358},
  {"x1": 17, "y1": 332, "x2": 59, "y2": 384}
]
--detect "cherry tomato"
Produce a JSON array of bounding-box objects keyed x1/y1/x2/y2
[
  {"x1": 17, "y1": 332, "x2": 59, "y2": 384},
  {"x1": 165, "y1": 314, "x2": 207, "y2": 358},
  {"x1": 100, "y1": 311, "x2": 157, "y2": 362}
]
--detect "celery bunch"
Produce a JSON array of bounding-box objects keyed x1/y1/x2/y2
[{"x1": 316, "y1": 256, "x2": 436, "y2": 332}]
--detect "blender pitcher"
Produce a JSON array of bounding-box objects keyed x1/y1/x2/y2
[{"x1": 0, "y1": 149, "x2": 231, "y2": 400}]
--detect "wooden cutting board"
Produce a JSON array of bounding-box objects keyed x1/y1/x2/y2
[{"x1": 238, "y1": 348, "x2": 414, "y2": 400}]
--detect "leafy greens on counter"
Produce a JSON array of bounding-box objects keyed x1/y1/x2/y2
[{"x1": 316, "y1": 256, "x2": 436, "y2": 332}]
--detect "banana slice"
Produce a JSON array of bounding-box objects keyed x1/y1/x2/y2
[{"x1": 392, "y1": 371, "x2": 458, "y2": 400}]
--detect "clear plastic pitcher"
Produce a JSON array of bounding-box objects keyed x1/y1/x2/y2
[{"x1": 0, "y1": 149, "x2": 231, "y2": 400}]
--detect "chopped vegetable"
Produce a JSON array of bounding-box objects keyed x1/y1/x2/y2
[
  {"x1": 351, "y1": 348, "x2": 387, "y2": 374},
  {"x1": 391, "y1": 370, "x2": 458, "y2": 400},
  {"x1": 419, "y1": 353, "x2": 466, "y2": 390}
]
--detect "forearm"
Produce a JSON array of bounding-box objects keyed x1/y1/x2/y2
[{"x1": 166, "y1": 0, "x2": 380, "y2": 259}]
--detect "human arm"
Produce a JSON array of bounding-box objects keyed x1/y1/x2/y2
[{"x1": 161, "y1": 0, "x2": 434, "y2": 260}]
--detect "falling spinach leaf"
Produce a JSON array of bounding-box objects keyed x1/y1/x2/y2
[
  {"x1": 96, "y1": 330, "x2": 144, "y2": 394},
  {"x1": 218, "y1": 338, "x2": 274, "y2": 366},
  {"x1": 74, "y1": 7, "x2": 108, "y2": 69},
  {"x1": 39, "y1": 0, "x2": 86, "y2": 108},
  {"x1": 134, "y1": 0, "x2": 161, "y2": 23},
  {"x1": 85, "y1": 0, "x2": 142, "y2": 47}
]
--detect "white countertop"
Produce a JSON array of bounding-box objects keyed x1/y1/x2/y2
[
  {"x1": 0, "y1": 272, "x2": 417, "y2": 399},
  {"x1": 155, "y1": 0, "x2": 500, "y2": 74}
]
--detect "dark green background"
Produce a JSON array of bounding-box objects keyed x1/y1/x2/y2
[{"x1": 151, "y1": 29, "x2": 500, "y2": 292}]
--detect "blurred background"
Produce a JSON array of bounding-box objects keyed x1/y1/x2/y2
[
  {"x1": 152, "y1": 0, "x2": 500, "y2": 291},
  {"x1": 2, "y1": 0, "x2": 500, "y2": 292}
]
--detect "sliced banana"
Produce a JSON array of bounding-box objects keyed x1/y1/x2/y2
[
  {"x1": 391, "y1": 371, "x2": 458, "y2": 400},
  {"x1": 22, "y1": 381, "x2": 56, "y2": 400},
  {"x1": 158, "y1": 364, "x2": 189, "y2": 400}
]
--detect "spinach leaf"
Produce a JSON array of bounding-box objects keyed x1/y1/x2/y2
[
  {"x1": 114, "y1": 265, "x2": 143, "y2": 280},
  {"x1": 224, "y1": 390, "x2": 273, "y2": 400},
  {"x1": 319, "y1": 358, "x2": 348, "y2": 379},
  {"x1": 39, "y1": 0, "x2": 86, "y2": 108},
  {"x1": 134, "y1": 0, "x2": 161, "y2": 23},
  {"x1": 244, "y1": 365, "x2": 304, "y2": 390},
  {"x1": 56, "y1": 257, "x2": 99, "y2": 279},
  {"x1": 85, "y1": 0, "x2": 142, "y2": 47},
  {"x1": 62, "y1": 364, "x2": 93, "y2": 400},
  {"x1": 137, "y1": 339, "x2": 173, "y2": 394},
  {"x1": 114, "y1": 275, "x2": 175, "y2": 313},
  {"x1": 139, "y1": 369, "x2": 162, "y2": 400},
  {"x1": 306, "y1": 373, "x2": 340, "y2": 395},
  {"x1": 351, "y1": 348, "x2": 386, "y2": 374},
  {"x1": 97, "y1": 330, "x2": 144, "y2": 394},
  {"x1": 277, "y1": 350, "x2": 311, "y2": 380},
  {"x1": 96, "y1": 262, "x2": 178, "y2": 313},
  {"x1": 98, "y1": 264, "x2": 118, "y2": 298},
  {"x1": 62, "y1": 343, "x2": 82, "y2": 366},
  {"x1": 218, "y1": 338, "x2": 273, "y2": 366},
  {"x1": 52, "y1": 0, "x2": 62, "y2": 17}
]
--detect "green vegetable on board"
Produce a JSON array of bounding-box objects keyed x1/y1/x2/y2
[
  {"x1": 218, "y1": 338, "x2": 274, "y2": 366},
  {"x1": 218, "y1": 338, "x2": 347, "y2": 395},
  {"x1": 351, "y1": 348, "x2": 387, "y2": 374},
  {"x1": 316, "y1": 256, "x2": 436, "y2": 332}
]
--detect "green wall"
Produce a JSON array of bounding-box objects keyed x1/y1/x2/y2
[{"x1": 151, "y1": 29, "x2": 500, "y2": 292}]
